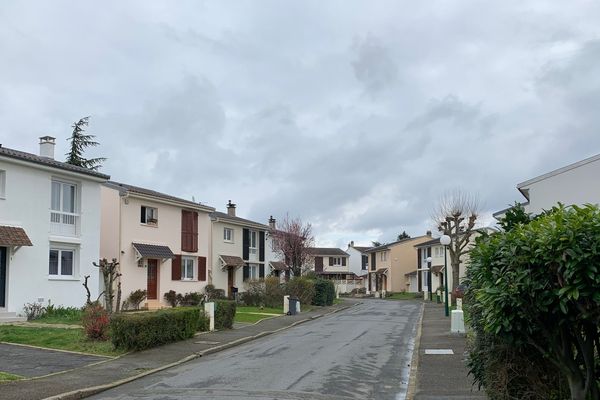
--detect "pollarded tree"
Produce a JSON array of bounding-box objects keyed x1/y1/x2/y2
[
  {"x1": 270, "y1": 214, "x2": 314, "y2": 277},
  {"x1": 432, "y1": 190, "x2": 479, "y2": 295},
  {"x1": 469, "y1": 204, "x2": 600, "y2": 400},
  {"x1": 65, "y1": 116, "x2": 106, "y2": 170}
]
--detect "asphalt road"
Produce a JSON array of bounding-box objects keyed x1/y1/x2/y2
[{"x1": 89, "y1": 299, "x2": 422, "y2": 400}]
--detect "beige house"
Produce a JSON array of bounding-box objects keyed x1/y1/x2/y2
[
  {"x1": 100, "y1": 182, "x2": 215, "y2": 309},
  {"x1": 365, "y1": 234, "x2": 432, "y2": 294}
]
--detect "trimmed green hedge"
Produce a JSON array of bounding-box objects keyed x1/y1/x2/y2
[
  {"x1": 214, "y1": 300, "x2": 236, "y2": 330},
  {"x1": 110, "y1": 307, "x2": 207, "y2": 351},
  {"x1": 313, "y1": 279, "x2": 335, "y2": 306}
]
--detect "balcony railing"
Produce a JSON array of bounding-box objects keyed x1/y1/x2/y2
[{"x1": 50, "y1": 211, "x2": 79, "y2": 236}]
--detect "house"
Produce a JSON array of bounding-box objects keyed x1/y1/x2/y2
[
  {"x1": 365, "y1": 234, "x2": 432, "y2": 294},
  {"x1": 100, "y1": 181, "x2": 215, "y2": 309},
  {"x1": 266, "y1": 216, "x2": 290, "y2": 283},
  {"x1": 345, "y1": 241, "x2": 370, "y2": 288},
  {"x1": 210, "y1": 201, "x2": 271, "y2": 298},
  {"x1": 0, "y1": 137, "x2": 109, "y2": 317},
  {"x1": 414, "y1": 237, "x2": 447, "y2": 297},
  {"x1": 305, "y1": 247, "x2": 361, "y2": 293},
  {"x1": 495, "y1": 152, "x2": 600, "y2": 219}
]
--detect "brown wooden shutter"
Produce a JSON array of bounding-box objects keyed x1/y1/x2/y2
[
  {"x1": 172, "y1": 255, "x2": 182, "y2": 280},
  {"x1": 329, "y1": 257, "x2": 334, "y2": 266},
  {"x1": 192, "y1": 212, "x2": 198, "y2": 252},
  {"x1": 315, "y1": 257, "x2": 324, "y2": 272},
  {"x1": 342, "y1": 257, "x2": 346, "y2": 266},
  {"x1": 198, "y1": 256, "x2": 206, "y2": 281},
  {"x1": 182, "y1": 210, "x2": 198, "y2": 252}
]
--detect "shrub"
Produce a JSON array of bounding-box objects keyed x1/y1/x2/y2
[
  {"x1": 312, "y1": 279, "x2": 335, "y2": 306},
  {"x1": 45, "y1": 304, "x2": 81, "y2": 320},
  {"x1": 176, "y1": 292, "x2": 203, "y2": 306},
  {"x1": 285, "y1": 277, "x2": 315, "y2": 306},
  {"x1": 110, "y1": 307, "x2": 202, "y2": 350},
  {"x1": 126, "y1": 289, "x2": 147, "y2": 310},
  {"x1": 197, "y1": 311, "x2": 210, "y2": 332},
  {"x1": 241, "y1": 279, "x2": 265, "y2": 306},
  {"x1": 164, "y1": 290, "x2": 178, "y2": 307},
  {"x1": 82, "y1": 303, "x2": 110, "y2": 340},
  {"x1": 264, "y1": 276, "x2": 285, "y2": 308},
  {"x1": 214, "y1": 300, "x2": 236, "y2": 330},
  {"x1": 23, "y1": 302, "x2": 46, "y2": 321},
  {"x1": 204, "y1": 284, "x2": 226, "y2": 301}
]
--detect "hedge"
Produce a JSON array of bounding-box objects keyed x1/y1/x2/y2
[
  {"x1": 313, "y1": 279, "x2": 335, "y2": 306},
  {"x1": 110, "y1": 307, "x2": 206, "y2": 351},
  {"x1": 214, "y1": 300, "x2": 236, "y2": 330}
]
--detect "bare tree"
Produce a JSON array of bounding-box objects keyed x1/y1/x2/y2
[
  {"x1": 432, "y1": 190, "x2": 479, "y2": 299},
  {"x1": 92, "y1": 258, "x2": 121, "y2": 313},
  {"x1": 271, "y1": 214, "x2": 314, "y2": 277}
]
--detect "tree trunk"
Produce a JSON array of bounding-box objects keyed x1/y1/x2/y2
[{"x1": 567, "y1": 375, "x2": 586, "y2": 400}]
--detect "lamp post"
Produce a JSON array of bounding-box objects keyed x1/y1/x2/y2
[
  {"x1": 426, "y1": 256, "x2": 432, "y2": 301},
  {"x1": 440, "y1": 234, "x2": 451, "y2": 317}
]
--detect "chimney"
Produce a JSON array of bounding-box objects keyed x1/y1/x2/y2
[
  {"x1": 268, "y1": 215, "x2": 276, "y2": 229},
  {"x1": 39, "y1": 136, "x2": 56, "y2": 159},
  {"x1": 349, "y1": 240, "x2": 355, "y2": 247},
  {"x1": 426, "y1": 230, "x2": 432, "y2": 237},
  {"x1": 227, "y1": 200, "x2": 236, "y2": 217}
]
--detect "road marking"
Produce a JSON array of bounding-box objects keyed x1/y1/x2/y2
[
  {"x1": 194, "y1": 340, "x2": 221, "y2": 345},
  {"x1": 424, "y1": 349, "x2": 454, "y2": 355}
]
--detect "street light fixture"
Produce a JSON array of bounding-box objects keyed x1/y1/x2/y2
[
  {"x1": 440, "y1": 234, "x2": 451, "y2": 317},
  {"x1": 426, "y1": 256, "x2": 432, "y2": 301}
]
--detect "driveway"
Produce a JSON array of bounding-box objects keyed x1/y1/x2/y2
[
  {"x1": 90, "y1": 299, "x2": 422, "y2": 400},
  {"x1": 0, "y1": 343, "x2": 109, "y2": 378}
]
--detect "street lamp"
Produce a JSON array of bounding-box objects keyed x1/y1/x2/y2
[
  {"x1": 440, "y1": 234, "x2": 451, "y2": 317},
  {"x1": 426, "y1": 256, "x2": 432, "y2": 301}
]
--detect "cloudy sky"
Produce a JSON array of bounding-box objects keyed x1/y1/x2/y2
[{"x1": 2, "y1": 1, "x2": 600, "y2": 247}]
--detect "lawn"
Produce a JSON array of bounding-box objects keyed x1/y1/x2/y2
[
  {"x1": 234, "y1": 306, "x2": 283, "y2": 324},
  {"x1": 236, "y1": 306, "x2": 283, "y2": 314},
  {"x1": 385, "y1": 292, "x2": 423, "y2": 300},
  {"x1": 0, "y1": 371, "x2": 23, "y2": 384},
  {"x1": 32, "y1": 314, "x2": 82, "y2": 325},
  {"x1": 0, "y1": 326, "x2": 124, "y2": 357}
]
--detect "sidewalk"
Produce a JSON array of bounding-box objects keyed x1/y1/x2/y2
[
  {"x1": 1, "y1": 300, "x2": 357, "y2": 400},
  {"x1": 410, "y1": 302, "x2": 486, "y2": 399}
]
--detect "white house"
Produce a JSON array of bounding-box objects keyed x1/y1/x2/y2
[
  {"x1": 345, "y1": 241, "x2": 370, "y2": 285},
  {"x1": 0, "y1": 137, "x2": 109, "y2": 317},
  {"x1": 305, "y1": 247, "x2": 362, "y2": 293},
  {"x1": 495, "y1": 152, "x2": 600, "y2": 218}
]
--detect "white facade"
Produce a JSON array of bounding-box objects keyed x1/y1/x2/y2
[
  {"x1": 345, "y1": 243, "x2": 369, "y2": 278},
  {"x1": 0, "y1": 145, "x2": 107, "y2": 314}
]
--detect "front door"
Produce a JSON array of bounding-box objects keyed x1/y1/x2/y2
[
  {"x1": 0, "y1": 247, "x2": 6, "y2": 308},
  {"x1": 147, "y1": 259, "x2": 158, "y2": 300},
  {"x1": 227, "y1": 267, "x2": 234, "y2": 298}
]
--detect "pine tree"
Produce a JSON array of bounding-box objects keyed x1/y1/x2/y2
[
  {"x1": 397, "y1": 231, "x2": 411, "y2": 240},
  {"x1": 65, "y1": 116, "x2": 106, "y2": 170}
]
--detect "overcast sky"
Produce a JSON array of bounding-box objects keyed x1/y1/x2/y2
[{"x1": 2, "y1": 1, "x2": 600, "y2": 247}]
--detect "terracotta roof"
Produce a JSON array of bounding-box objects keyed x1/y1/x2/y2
[
  {"x1": 132, "y1": 243, "x2": 175, "y2": 259},
  {"x1": 0, "y1": 146, "x2": 109, "y2": 179},
  {"x1": 306, "y1": 247, "x2": 349, "y2": 256},
  {"x1": 210, "y1": 211, "x2": 269, "y2": 229},
  {"x1": 105, "y1": 181, "x2": 215, "y2": 212},
  {"x1": 220, "y1": 255, "x2": 245, "y2": 268},
  {"x1": 269, "y1": 261, "x2": 289, "y2": 271},
  {"x1": 0, "y1": 226, "x2": 32, "y2": 246}
]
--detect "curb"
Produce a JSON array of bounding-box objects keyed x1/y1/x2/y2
[
  {"x1": 405, "y1": 302, "x2": 425, "y2": 400},
  {"x1": 44, "y1": 303, "x2": 356, "y2": 400}
]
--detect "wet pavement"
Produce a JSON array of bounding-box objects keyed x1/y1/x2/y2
[{"x1": 89, "y1": 300, "x2": 421, "y2": 400}]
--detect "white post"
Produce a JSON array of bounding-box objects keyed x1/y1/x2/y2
[
  {"x1": 456, "y1": 298, "x2": 463, "y2": 310},
  {"x1": 283, "y1": 295, "x2": 290, "y2": 314},
  {"x1": 297, "y1": 301, "x2": 301, "y2": 313},
  {"x1": 451, "y1": 309, "x2": 465, "y2": 333},
  {"x1": 204, "y1": 302, "x2": 215, "y2": 331}
]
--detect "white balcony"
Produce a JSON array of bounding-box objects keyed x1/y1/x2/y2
[{"x1": 50, "y1": 211, "x2": 79, "y2": 236}]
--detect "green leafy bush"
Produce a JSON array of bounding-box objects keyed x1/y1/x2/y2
[
  {"x1": 264, "y1": 276, "x2": 285, "y2": 308},
  {"x1": 285, "y1": 277, "x2": 315, "y2": 306},
  {"x1": 214, "y1": 300, "x2": 236, "y2": 330},
  {"x1": 110, "y1": 307, "x2": 201, "y2": 350},
  {"x1": 176, "y1": 292, "x2": 203, "y2": 306},
  {"x1": 204, "y1": 284, "x2": 226, "y2": 301},
  {"x1": 241, "y1": 279, "x2": 265, "y2": 306},
  {"x1": 312, "y1": 279, "x2": 335, "y2": 306},
  {"x1": 126, "y1": 289, "x2": 147, "y2": 310},
  {"x1": 164, "y1": 290, "x2": 178, "y2": 307},
  {"x1": 82, "y1": 303, "x2": 110, "y2": 340},
  {"x1": 197, "y1": 310, "x2": 210, "y2": 332}
]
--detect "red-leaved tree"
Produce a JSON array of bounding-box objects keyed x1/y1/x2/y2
[{"x1": 271, "y1": 214, "x2": 314, "y2": 277}]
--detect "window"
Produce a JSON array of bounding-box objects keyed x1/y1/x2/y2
[
  {"x1": 141, "y1": 206, "x2": 158, "y2": 225},
  {"x1": 249, "y1": 230, "x2": 257, "y2": 254},
  {"x1": 380, "y1": 252, "x2": 387, "y2": 262},
  {"x1": 434, "y1": 246, "x2": 444, "y2": 257},
  {"x1": 181, "y1": 257, "x2": 195, "y2": 280},
  {"x1": 224, "y1": 228, "x2": 234, "y2": 242},
  {"x1": 249, "y1": 264, "x2": 259, "y2": 279},
  {"x1": 332, "y1": 257, "x2": 342, "y2": 266},
  {"x1": 0, "y1": 170, "x2": 5, "y2": 199},
  {"x1": 49, "y1": 247, "x2": 76, "y2": 277}
]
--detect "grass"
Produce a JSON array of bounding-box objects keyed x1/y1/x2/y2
[
  {"x1": 32, "y1": 315, "x2": 82, "y2": 325},
  {"x1": 0, "y1": 325, "x2": 124, "y2": 357},
  {"x1": 333, "y1": 298, "x2": 343, "y2": 305},
  {"x1": 234, "y1": 313, "x2": 273, "y2": 324},
  {"x1": 0, "y1": 371, "x2": 23, "y2": 384},
  {"x1": 385, "y1": 292, "x2": 423, "y2": 300},
  {"x1": 236, "y1": 306, "x2": 283, "y2": 314},
  {"x1": 234, "y1": 305, "x2": 283, "y2": 324}
]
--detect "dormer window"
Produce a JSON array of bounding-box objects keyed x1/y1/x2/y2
[{"x1": 141, "y1": 206, "x2": 158, "y2": 225}]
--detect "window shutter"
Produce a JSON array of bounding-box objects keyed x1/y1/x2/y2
[
  {"x1": 259, "y1": 264, "x2": 265, "y2": 278},
  {"x1": 243, "y1": 229, "x2": 250, "y2": 260},
  {"x1": 371, "y1": 253, "x2": 376, "y2": 269},
  {"x1": 329, "y1": 257, "x2": 334, "y2": 266},
  {"x1": 140, "y1": 206, "x2": 146, "y2": 223},
  {"x1": 342, "y1": 257, "x2": 346, "y2": 266},
  {"x1": 259, "y1": 231, "x2": 265, "y2": 262},
  {"x1": 243, "y1": 264, "x2": 249, "y2": 281},
  {"x1": 192, "y1": 212, "x2": 198, "y2": 252},
  {"x1": 198, "y1": 256, "x2": 207, "y2": 281},
  {"x1": 181, "y1": 211, "x2": 189, "y2": 252},
  {"x1": 315, "y1": 257, "x2": 323, "y2": 272},
  {"x1": 172, "y1": 255, "x2": 182, "y2": 280}
]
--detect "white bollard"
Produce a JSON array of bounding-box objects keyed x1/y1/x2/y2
[
  {"x1": 456, "y1": 298, "x2": 463, "y2": 310},
  {"x1": 423, "y1": 290, "x2": 428, "y2": 300},
  {"x1": 381, "y1": 290, "x2": 386, "y2": 298},
  {"x1": 283, "y1": 295, "x2": 290, "y2": 314},
  {"x1": 204, "y1": 302, "x2": 215, "y2": 331},
  {"x1": 451, "y1": 309, "x2": 465, "y2": 334},
  {"x1": 297, "y1": 301, "x2": 301, "y2": 313}
]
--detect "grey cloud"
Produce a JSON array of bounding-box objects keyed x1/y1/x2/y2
[{"x1": 351, "y1": 34, "x2": 398, "y2": 95}]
